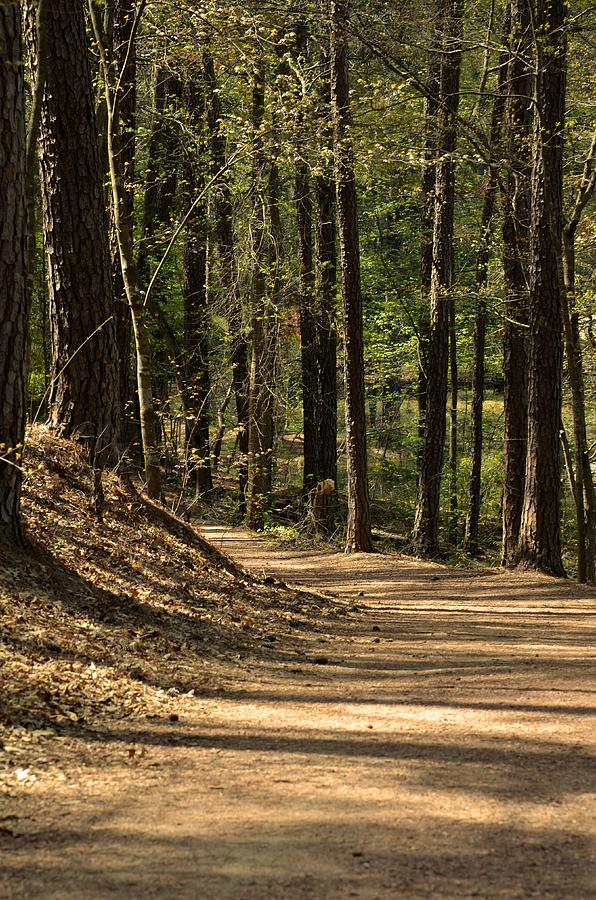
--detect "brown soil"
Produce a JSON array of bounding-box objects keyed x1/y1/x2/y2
[{"x1": 3, "y1": 503, "x2": 596, "y2": 898}]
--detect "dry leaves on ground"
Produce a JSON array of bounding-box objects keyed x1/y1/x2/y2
[{"x1": 0, "y1": 426, "x2": 340, "y2": 790}]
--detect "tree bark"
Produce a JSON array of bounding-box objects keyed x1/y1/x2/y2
[
  {"x1": 514, "y1": 0, "x2": 567, "y2": 577},
  {"x1": 330, "y1": 0, "x2": 372, "y2": 553},
  {"x1": 464, "y1": 15, "x2": 509, "y2": 556},
  {"x1": 33, "y1": 0, "x2": 119, "y2": 466},
  {"x1": 561, "y1": 127, "x2": 596, "y2": 583},
  {"x1": 181, "y1": 78, "x2": 213, "y2": 498},
  {"x1": 295, "y1": 23, "x2": 319, "y2": 497},
  {"x1": 203, "y1": 46, "x2": 250, "y2": 510},
  {"x1": 314, "y1": 50, "x2": 339, "y2": 532},
  {"x1": 89, "y1": 0, "x2": 162, "y2": 499},
  {"x1": 111, "y1": 0, "x2": 137, "y2": 433},
  {"x1": 137, "y1": 66, "x2": 180, "y2": 283},
  {"x1": 0, "y1": 3, "x2": 28, "y2": 545},
  {"x1": 501, "y1": 0, "x2": 532, "y2": 566},
  {"x1": 246, "y1": 60, "x2": 276, "y2": 530},
  {"x1": 412, "y1": 0, "x2": 463, "y2": 556},
  {"x1": 448, "y1": 265, "x2": 458, "y2": 542},
  {"x1": 417, "y1": 23, "x2": 441, "y2": 480}
]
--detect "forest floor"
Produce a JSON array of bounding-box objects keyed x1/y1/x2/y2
[{"x1": 2, "y1": 435, "x2": 596, "y2": 898}]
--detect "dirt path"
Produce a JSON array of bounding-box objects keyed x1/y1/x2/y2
[{"x1": 4, "y1": 528, "x2": 596, "y2": 899}]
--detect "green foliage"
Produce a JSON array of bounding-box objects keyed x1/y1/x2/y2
[{"x1": 24, "y1": 0, "x2": 595, "y2": 570}]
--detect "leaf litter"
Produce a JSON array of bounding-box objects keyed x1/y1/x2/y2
[{"x1": 0, "y1": 425, "x2": 339, "y2": 792}]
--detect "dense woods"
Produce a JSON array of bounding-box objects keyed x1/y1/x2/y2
[{"x1": 1, "y1": 0, "x2": 595, "y2": 580}]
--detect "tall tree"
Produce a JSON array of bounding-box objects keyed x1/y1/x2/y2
[
  {"x1": 294, "y1": 22, "x2": 319, "y2": 497},
  {"x1": 501, "y1": 0, "x2": 533, "y2": 566},
  {"x1": 417, "y1": 37, "x2": 441, "y2": 481},
  {"x1": 330, "y1": 0, "x2": 372, "y2": 552},
  {"x1": 137, "y1": 65, "x2": 180, "y2": 402},
  {"x1": 203, "y1": 45, "x2": 250, "y2": 510},
  {"x1": 561, "y1": 127, "x2": 596, "y2": 583},
  {"x1": 110, "y1": 0, "x2": 137, "y2": 433},
  {"x1": 0, "y1": 1, "x2": 28, "y2": 544},
  {"x1": 33, "y1": 0, "x2": 119, "y2": 466},
  {"x1": 181, "y1": 77, "x2": 213, "y2": 497},
  {"x1": 464, "y1": 12, "x2": 509, "y2": 556},
  {"x1": 515, "y1": 0, "x2": 567, "y2": 576},
  {"x1": 137, "y1": 66, "x2": 180, "y2": 285},
  {"x1": 412, "y1": 0, "x2": 464, "y2": 556},
  {"x1": 246, "y1": 58, "x2": 276, "y2": 529},
  {"x1": 313, "y1": 42, "x2": 339, "y2": 532},
  {"x1": 89, "y1": 0, "x2": 162, "y2": 499}
]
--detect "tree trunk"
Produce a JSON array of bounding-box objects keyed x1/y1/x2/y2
[
  {"x1": 418, "y1": 28, "x2": 441, "y2": 482},
  {"x1": 203, "y1": 46, "x2": 250, "y2": 510},
  {"x1": 111, "y1": 0, "x2": 136, "y2": 433},
  {"x1": 24, "y1": 0, "x2": 49, "y2": 321},
  {"x1": 514, "y1": 0, "x2": 567, "y2": 577},
  {"x1": 562, "y1": 234, "x2": 596, "y2": 583},
  {"x1": 295, "y1": 24, "x2": 319, "y2": 496},
  {"x1": 137, "y1": 66, "x2": 180, "y2": 282},
  {"x1": 246, "y1": 60, "x2": 275, "y2": 530},
  {"x1": 500, "y1": 0, "x2": 533, "y2": 566},
  {"x1": 330, "y1": 0, "x2": 372, "y2": 553},
  {"x1": 448, "y1": 278, "x2": 458, "y2": 542},
  {"x1": 33, "y1": 0, "x2": 119, "y2": 466},
  {"x1": 181, "y1": 79, "x2": 212, "y2": 498},
  {"x1": 0, "y1": 3, "x2": 28, "y2": 545},
  {"x1": 137, "y1": 66, "x2": 180, "y2": 404},
  {"x1": 464, "y1": 16, "x2": 508, "y2": 555},
  {"x1": 561, "y1": 125, "x2": 596, "y2": 583},
  {"x1": 313, "y1": 37, "x2": 338, "y2": 532},
  {"x1": 412, "y1": 0, "x2": 463, "y2": 556},
  {"x1": 211, "y1": 381, "x2": 233, "y2": 473},
  {"x1": 297, "y1": 168, "x2": 319, "y2": 495},
  {"x1": 89, "y1": 0, "x2": 162, "y2": 499}
]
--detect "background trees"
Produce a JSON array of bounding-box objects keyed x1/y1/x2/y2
[{"x1": 4, "y1": 0, "x2": 595, "y2": 579}]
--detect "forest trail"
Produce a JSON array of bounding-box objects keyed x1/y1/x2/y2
[{"x1": 5, "y1": 528, "x2": 596, "y2": 899}]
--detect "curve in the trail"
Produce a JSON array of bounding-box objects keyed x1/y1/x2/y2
[{"x1": 7, "y1": 525, "x2": 596, "y2": 900}]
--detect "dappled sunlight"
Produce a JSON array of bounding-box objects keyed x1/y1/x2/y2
[{"x1": 4, "y1": 524, "x2": 595, "y2": 899}]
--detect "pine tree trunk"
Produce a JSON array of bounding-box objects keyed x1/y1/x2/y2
[
  {"x1": 203, "y1": 46, "x2": 250, "y2": 510},
  {"x1": 561, "y1": 125, "x2": 596, "y2": 583},
  {"x1": 464, "y1": 19, "x2": 508, "y2": 555},
  {"x1": 515, "y1": 0, "x2": 567, "y2": 577},
  {"x1": 0, "y1": 4, "x2": 28, "y2": 545},
  {"x1": 448, "y1": 288, "x2": 458, "y2": 542},
  {"x1": 137, "y1": 67, "x2": 180, "y2": 404},
  {"x1": 24, "y1": 0, "x2": 49, "y2": 323},
  {"x1": 297, "y1": 169, "x2": 319, "y2": 495},
  {"x1": 501, "y1": 0, "x2": 532, "y2": 566},
  {"x1": 315, "y1": 166, "x2": 339, "y2": 531},
  {"x1": 313, "y1": 41, "x2": 338, "y2": 532},
  {"x1": 246, "y1": 61, "x2": 275, "y2": 530},
  {"x1": 137, "y1": 67, "x2": 180, "y2": 283},
  {"x1": 412, "y1": 0, "x2": 463, "y2": 556},
  {"x1": 34, "y1": 0, "x2": 119, "y2": 465},
  {"x1": 89, "y1": 1, "x2": 162, "y2": 499},
  {"x1": 418, "y1": 32, "x2": 441, "y2": 481},
  {"x1": 181, "y1": 80, "x2": 212, "y2": 498},
  {"x1": 295, "y1": 23, "x2": 319, "y2": 497},
  {"x1": 111, "y1": 0, "x2": 136, "y2": 433},
  {"x1": 330, "y1": 0, "x2": 372, "y2": 553},
  {"x1": 561, "y1": 235, "x2": 588, "y2": 581}
]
